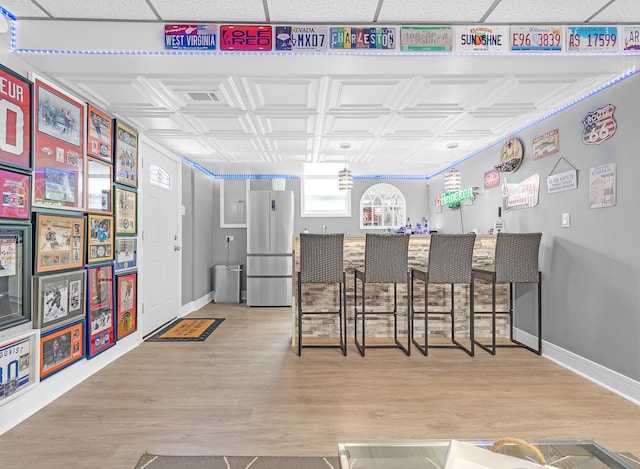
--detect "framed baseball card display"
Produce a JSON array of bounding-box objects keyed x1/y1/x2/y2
[
  {"x1": 116, "y1": 272, "x2": 137, "y2": 339},
  {"x1": 114, "y1": 186, "x2": 137, "y2": 235},
  {"x1": 39, "y1": 319, "x2": 84, "y2": 380},
  {"x1": 114, "y1": 120, "x2": 138, "y2": 188},
  {"x1": 87, "y1": 214, "x2": 114, "y2": 264},
  {"x1": 86, "y1": 158, "x2": 112, "y2": 214},
  {"x1": 0, "y1": 64, "x2": 32, "y2": 171},
  {"x1": 34, "y1": 212, "x2": 85, "y2": 274},
  {"x1": 32, "y1": 74, "x2": 85, "y2": 211},
  {"x1": 87, "y1": 105, "x2": 113, "y2": 163},
  {"x1": 33, "y1": 270, "x2": 86, "y2": 332},
  {"x1": 0, "y1": 225, "x2": 31, "y2": 332},
  {"x1": 86, "y1": 264, "x2": 115, "y2": 358},
  {"x1": 114, "y1": 237, "x2": 137, "y2": 272},
  {"x1": 0, "y1": 330, "x2": 39, "y2": 405},
  {"x1": 0, "y1": 168, "x2": 31, "y2": 220}
]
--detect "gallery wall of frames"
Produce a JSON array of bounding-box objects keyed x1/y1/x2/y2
[{"x1": 0, "y1": 64, "x2": 139, "y2": 404}]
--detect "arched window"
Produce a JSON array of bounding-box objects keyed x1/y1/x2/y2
[{"x1": 359, "y1": 183, "x2": 406, "y2": 230}]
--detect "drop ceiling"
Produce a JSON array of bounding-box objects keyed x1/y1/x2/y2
[{"x1": 3, "y1": 0, "x2": 640, "y2": 176}]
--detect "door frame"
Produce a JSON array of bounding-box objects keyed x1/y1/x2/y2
[{"x1": 139, "y1": 134, "x2": 182, "y2": 336}]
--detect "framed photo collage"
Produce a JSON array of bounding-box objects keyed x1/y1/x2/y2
[{"x1": 0, "y1": 65, "x2": 139, "y2": 397}]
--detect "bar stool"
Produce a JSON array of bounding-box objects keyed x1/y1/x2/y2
[
  {"x1": 354, "y1": 233, "x2": 411, "y2": 357},
  {"x1": 472, "y1": 232, "x2": 542, "y2": 355},
  {"x1": 410, "y1": 233, "x2": 476, "y2": 356},
  {"x1": 297, "y1": 233, "x2": 347, "y2": 356}
]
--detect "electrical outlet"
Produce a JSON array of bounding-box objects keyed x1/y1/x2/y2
[
  {"x1": 561, "y1": 213, "x2": 570, "y2": 228},
  {"x1": 226, "y1": 236, "x2": 234, "y2": 242}
]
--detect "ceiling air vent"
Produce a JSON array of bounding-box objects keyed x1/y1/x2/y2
[{"x1": 188, "y1": 91, "x2": 220, "y2": 101}]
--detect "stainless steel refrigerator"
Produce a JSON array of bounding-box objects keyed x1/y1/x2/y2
[{"x1": 246, "y1": 190, "x2": 294, "y2": 306}]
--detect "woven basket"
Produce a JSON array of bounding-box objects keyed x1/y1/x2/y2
[{"x1": 491, "y1": 438, "x2": 547, "y2": 466}]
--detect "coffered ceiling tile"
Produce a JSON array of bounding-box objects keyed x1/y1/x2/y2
[
  {"x1": 327, "y1": 78, "x2": 410, "y2": 112},
  {"x1": 378, "y1": 0, "x2": 497, "y2": 23},
  {"x1": 197, "y1": 115, "x2": 254, "y2": 135},
  {"x1": 243, "y1": 78, "x2": 321, "y2": 111},
  {"x1": 36, "y1": 0, "x2": 157, "y2": 20},
  {"x1": 256, "y1": 114, "x2": 316, "y2": 135},
  {"x1": 151, "y1": 0, "x2": 267, "y2": 22},
  {"x1": 486, "y1": 0, "x2": 611, "y2": 23},
  {"x1": 323, "y1": 114, "x2": 386, "y2": 135},
  {"x1": 267, "y1": 0, "x2": 378, "y2": 22}
]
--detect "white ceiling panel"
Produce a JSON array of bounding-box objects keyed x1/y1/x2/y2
[
  {"x1": 151, "y1": 0, "x2": 267, "y2": 22},
  {"x1": 328, "y1": 78, "x2": 409, "y2": 111},
  {"x1": 267, "y1": 0, "x2": 378, "y2": 23},
  {"x1": 243, "y1": 78, "x2": 321, "y2": 110},
  {"x1": 378, "y1": 0, "x2": 498, "y2": 23},
  {"x1": 258, "y1": 115, "x2": 316, "y2": 135},
  {"x1": 592, "y1": 0, "x2": 640, "y2": 22},
  {"x1": 198, "y1": 115, "x2": 256, "y2": 135},
  {"x1": 323, "y1": 114, "x2": 387, "y2": 135},
  {"x1": 35, "y1": 0, "x2": 157, "y2": 20},
  {"x1": 486, "y1": 0, "x2": 612, "y2": 23},
  {"x1": 0, "y1": 0, "x2": 48, "y2": 17}
]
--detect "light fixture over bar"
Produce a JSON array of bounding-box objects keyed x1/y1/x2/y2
[{"x1": 338, "y1": 143, "x2": 353, "y2": 191}]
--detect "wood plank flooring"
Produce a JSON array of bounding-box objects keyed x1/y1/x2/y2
[{"x1": 1, "y1": 303, "x2": 640, "y2": 468}]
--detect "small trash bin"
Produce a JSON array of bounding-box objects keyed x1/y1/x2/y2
[{"x1": 214, "y1": 264, "x2": 242, "y2": 303}]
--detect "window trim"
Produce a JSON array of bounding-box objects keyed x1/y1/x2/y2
[{"x1": 359, "y1": 183, "x2": 406, "y2": 230}]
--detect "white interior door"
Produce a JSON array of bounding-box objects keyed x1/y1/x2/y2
[{"x1": 140, "y1": 137, "x2": 181, "y2": 336}]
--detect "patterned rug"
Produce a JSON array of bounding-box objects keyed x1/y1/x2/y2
[
  {"x1": 145, "y1": 318, "x2": 224, "y2": 342},
  {"x1": 135, "y1": 453, "x2": 339, "y2": 468}
]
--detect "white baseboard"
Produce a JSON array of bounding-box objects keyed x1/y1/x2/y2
[
  {"x1": 515, "y1": 328, "x2": 640, "y2": 406},
  {"x1": 180, "y1": 291, "x2": 214, "y2": 317},
  {"x1": 0, "y1": 334, "x2": 141, "y2": 436}
]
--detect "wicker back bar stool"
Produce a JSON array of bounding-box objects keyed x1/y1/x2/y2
[
  {"x1": 297, "y1": 233, "x2": 347, "y2": 356},
  {"x1": 354, "y1": 233, "x2": 411, "y2": 357},
  {"x1": 410, "y1": 233, "x2": 476, "y2": 356},
  {"x1": 472, "y1": 232, "x2": 542, "y2": 355}
]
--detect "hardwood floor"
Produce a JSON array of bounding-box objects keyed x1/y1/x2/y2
[{"x1": 1, "y1": 303, "x2": 640, "y2": 468}]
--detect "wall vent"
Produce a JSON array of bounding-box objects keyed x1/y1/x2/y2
[{"x1": 188, "y1": 91, "x2": 220, "y2": 101}]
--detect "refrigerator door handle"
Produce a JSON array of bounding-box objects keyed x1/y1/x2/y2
[{"x1": 271, "y1": 199, "x2": 276, "y2": 211}]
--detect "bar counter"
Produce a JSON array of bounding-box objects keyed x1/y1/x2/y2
[{"x1": 293, "y1": 234, "x2": 508, "y2": 344}]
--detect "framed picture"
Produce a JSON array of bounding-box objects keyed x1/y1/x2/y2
[
  {"x1": 114, "y1": 237, "x2": 137, "y2": 272},
  {"x1": 0, "y1": 330, "x2": 39, "y2": 405},
  {"x1": 114, "y1": 186, "x2": 137, "y2": 235},
  {"x1": 87, "y1": 214, "x2": 114, "y2": 264},
  {"x1": 32, "y1": 74, "x2": 85, "y2": 211},
  {"x1": 87, "y1": 105, "x2": 113, "y2": 163},
  {"x1": 114, "y1": 120, "x2": 138, "y2": 187},
  {"x1": 0, "y1": 225, "x2": 32, "y2": 332},
  {"x1": 34, "y1": 212, "x2": 85, "y2": 274},
  {"x1": 0, "y1": 168, "x2": 31, "y2": 220},
  {"x1": 39, "y1": 320, "x2": 84, "y2": 380},
  {"x1": 33, "y1": 270, "x2": 86, "y2": 332},
  {"x1": 86, "y1": 158, "x2": 112, "y2": 214},
  {"x1": 86, "y1": 264, "x2": 115, "y2": 358},
  {"x1": 116, "y1": 272, "x2": 137, "y2": 339},
  {"x1": 0, "y1": 64, "x2": 32, "y2": 171}
]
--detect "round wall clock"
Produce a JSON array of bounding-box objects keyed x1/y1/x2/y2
[{"x1": 496, "y1": 137, "x2": 524, "y2": 172}]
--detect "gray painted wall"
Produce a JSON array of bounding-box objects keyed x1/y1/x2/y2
[
  {"x1": 429, "y1": 73, "x2": 640, "y2": 380},
  {"x1": 181, "y1": 73, "x2": 639, "y2": 383}
]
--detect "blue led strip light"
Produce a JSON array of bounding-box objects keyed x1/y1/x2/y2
[
  {"x1": 181, "y1": 158, "x2": 298, "y2": 180},
  {"x1": 427, "y1": 67, "x2": 640, "y2": 180}
]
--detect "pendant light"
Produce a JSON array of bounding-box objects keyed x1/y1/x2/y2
[{"x1": 338, "y1": 143, "x2": 353, "y2": 191}]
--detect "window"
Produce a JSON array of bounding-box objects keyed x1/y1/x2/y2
[
  {"x1": 360, "y1": 183, "x2": 406, "y2": 230},
  {"x1": 301, "y1": 176, "x2": 351, "y2": 217},
  {"x1": 149, "y1": 164, "x2": 172, "y2": 190}
]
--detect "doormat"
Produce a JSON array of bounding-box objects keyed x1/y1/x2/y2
[
  {"x1": 135, "y1": 453, "x2": 339, "y2": 469},
  {"x1": 145, "y1": 318, "x2": 224, "y2": 342}
]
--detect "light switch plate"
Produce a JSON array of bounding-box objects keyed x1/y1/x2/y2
[{"x1": 562, "y1": 213, "x2": 570, "y2": 228}]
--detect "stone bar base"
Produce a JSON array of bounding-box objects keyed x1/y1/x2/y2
[{"x1": 293, "y1": 235, "x2": 509, "y2": 345}]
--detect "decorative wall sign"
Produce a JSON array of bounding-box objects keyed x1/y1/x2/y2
[
  {"x1": 220, "y1": 25, "x2": 272, "y2": 51},
  {"x1": 32, "y1": 74, "x2": 85, "y2": 211},
  {"x1": 495, "y1": 137, "x2": 524, "y2": 172},
  {"x1": 533, "y1": 129, "x2": 559, "y2": 160},
  {"x1": 275, "y1": 25, "x2": 327, "y2": 51},
  {"x1": 589, "y1": 163, "x2": 616, "y2": 208},
  {"x1": 329, "y1": 27, "x2": 396, "y2": 50},
  {"x1": 483, "y1": 169, "x2": 500, "y2": 189},
  {"x1": 546, "y1": 156, "x2": 578, "y2": 194},
  {"x1": 0, "y1": 330, "x2": 38, "y2": 405},
  {"x1": 501, "y1": 174, "x2": 540, "y2": 212},
  {"x1": 622, "y1": 26, "x2": 640, "y2": 51},
  {"x1": 0, "y1": 64, "x2": 32, "y2": 171},
  {"x1": 567, "y1": 25, "x2": 619, "y2": 53},
  {"x1": 400, "y1": 26, "x2": 453, "y2": 51},
  {"x1": 510, "y1": 25, "x2": 563, "y2": 52},
  {"x1": 582, "y1": 104, "x2": 617, "y2": 145},
  {"x1": 164, "y1": 24, "x2": 217, "y2": 50},
  {"x1": 455, "y1": 25, "x2": 509, "y2": 52}
]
